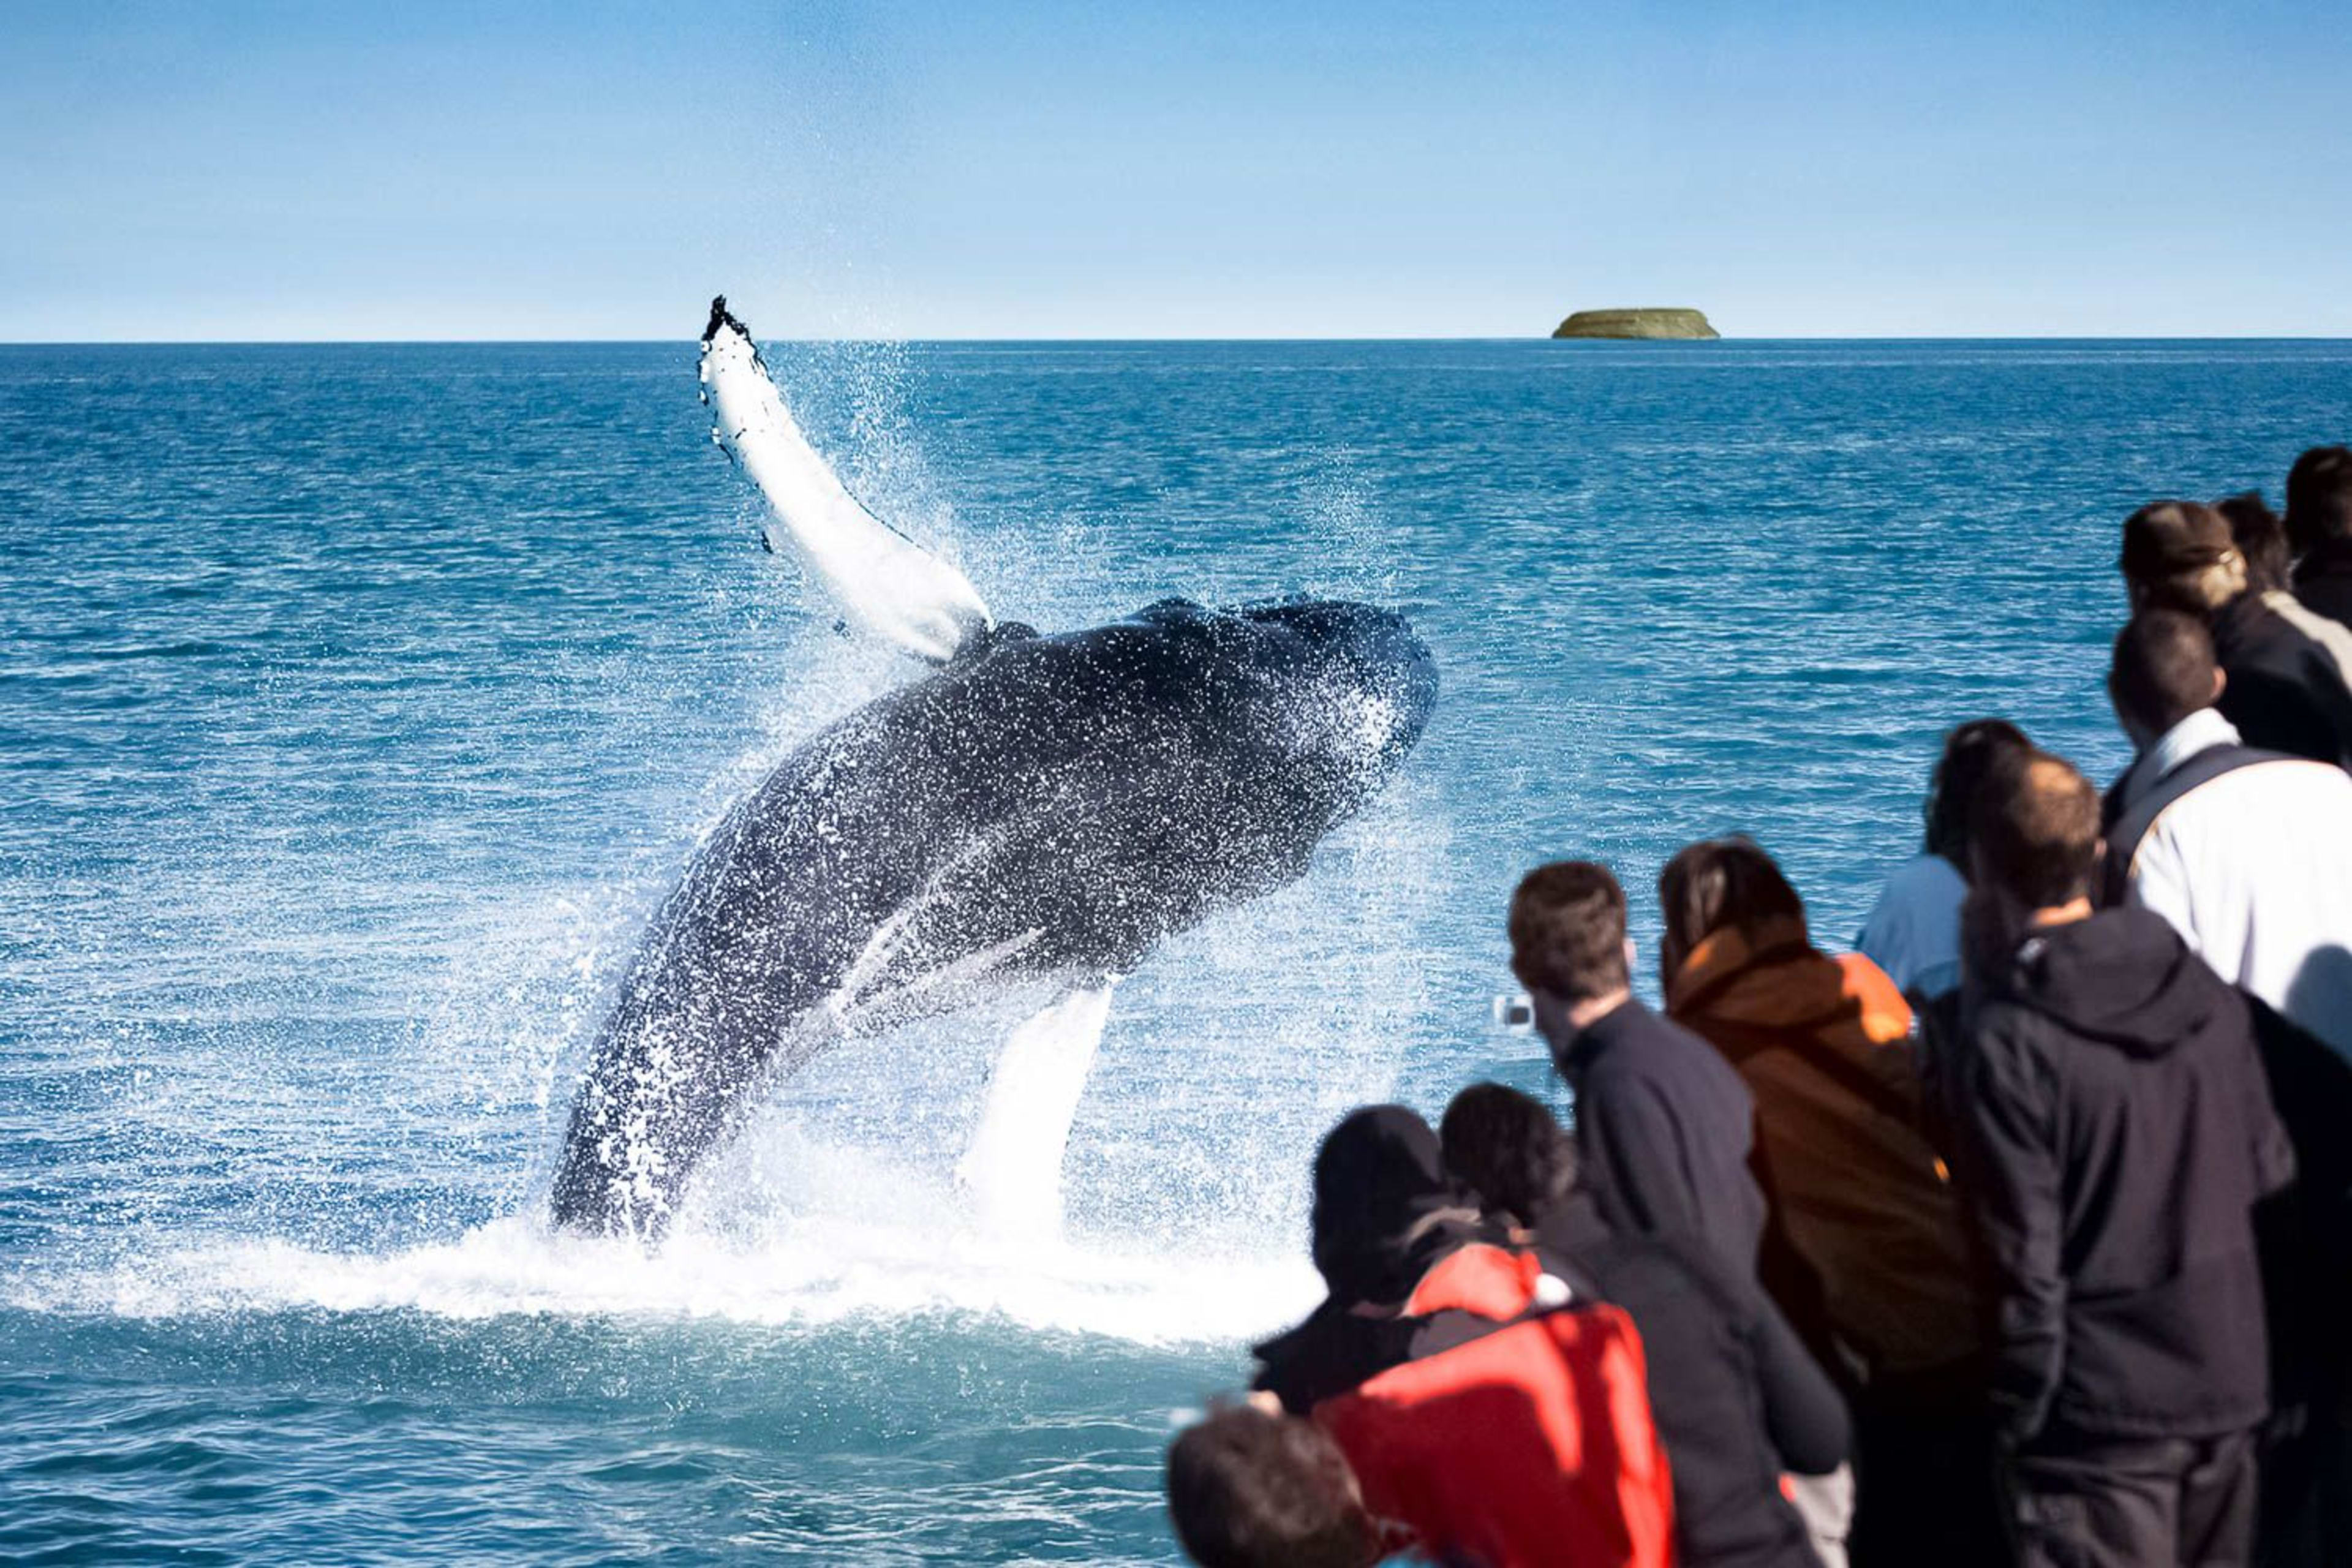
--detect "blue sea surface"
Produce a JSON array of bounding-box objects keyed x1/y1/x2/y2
[{"x1": 5, "y1": 339, "x2": 2349, "y2": 1562}]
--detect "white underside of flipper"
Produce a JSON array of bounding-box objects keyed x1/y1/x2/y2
[
  {"x1": 956, "y1": 981, "x2": 1118, "y2": 1242},
  {"x1": 699, "y1": 305, "x2": 992, "y2": 663}
]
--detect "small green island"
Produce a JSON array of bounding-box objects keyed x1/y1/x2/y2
[{"x1": 1551, "y1": 307, "x2": 1719, "y2": 341}]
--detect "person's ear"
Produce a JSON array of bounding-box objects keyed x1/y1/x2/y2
[
  {"x1": 1623, "y1": 936, "x2": 1637, "y2": 973},
  {"x1": 2211, "y1": 666, "x2": 2227, "y2": 707}
]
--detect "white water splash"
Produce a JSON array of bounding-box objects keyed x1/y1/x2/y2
[{"x1": 7, "y1": 1212, "x2": 1319, "y2": 1348}]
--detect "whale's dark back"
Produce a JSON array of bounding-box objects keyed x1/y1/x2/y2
[{"x1": 549, "y1": 598, "x2": 1436, "y2": 1232}]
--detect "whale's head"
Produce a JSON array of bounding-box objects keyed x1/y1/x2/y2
[
  {"x1": 1033, "y1": 597, "x2": 1438, "y2": 919},
  {"x1": 1224, "y1": 596, "x2": 1438, "y2": 786}
]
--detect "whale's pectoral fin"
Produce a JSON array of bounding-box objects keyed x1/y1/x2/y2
[
  {"x1": 955, "y1": 978, "x2": 1120, "y2": 1242},
  {"x1": 698, "y1": 298, "x2": 994, "y2": 664}
]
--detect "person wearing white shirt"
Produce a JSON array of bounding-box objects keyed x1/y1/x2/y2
[{"x1": 2105, "y1": 609, "x2": 2352, "y2": 1058}]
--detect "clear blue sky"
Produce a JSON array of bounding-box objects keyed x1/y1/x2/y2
[{"x1": 5, "y1": 1, "x2": 2348, "y2": 339}]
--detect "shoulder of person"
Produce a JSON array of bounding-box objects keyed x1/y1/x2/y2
[
  {"x1": 1883, "y1": 853, "x2": 1962, "y2": 900},
  {"x1": 1954, "y1": 992, "x2": 2051, "y2": 1078},
  {"x1": 1587, "y1": 1016, "x2": 1724, "y2": 1094},
  {"x1": 2261, "y1": 589, "x2": 2352, "y2": 669},
  {"x1": 1585, "y1": 1225, "x2": 1751, "y2": 1323}
]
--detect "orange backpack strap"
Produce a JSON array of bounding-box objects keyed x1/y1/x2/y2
[{"x1": 1403, "y1": 1243, "x2": 1546, "y2": 1319}]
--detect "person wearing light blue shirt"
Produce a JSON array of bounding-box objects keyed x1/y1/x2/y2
[{"x1": 1856, "y1": 719, "x2": 2032, "y2": 1001}]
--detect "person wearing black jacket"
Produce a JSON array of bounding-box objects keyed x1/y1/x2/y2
[
  {"x1": 1508, "y1": 861, "x2": 1768, "y2": 1279},
  {"x1": 1442, "y1": 1082, "x2": 1850, "y2": 1568},
  {"x1": 1954, "y1": 748, "x2": 2294, "y2": 1568},
  {"x1": 2120, "y1": 499, "x2": 2352, "y2": 771},
  {"x1": 2286, "y1": 445, "x2": 2352, "y2": 631},
  {"x1": 1252, "y1": 1105, "x2": 1499, "y2": 1414}
]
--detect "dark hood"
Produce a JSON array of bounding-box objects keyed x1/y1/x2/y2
[
  {"x1": 1989, "y1": 908, "x2": 2225, "y2": 1058},
  {"x1": 1309, "y1": 1105, "x2": 1484, "y2": 1305}
]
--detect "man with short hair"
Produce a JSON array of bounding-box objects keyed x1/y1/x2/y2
[
  {"x1": 1508, "y1": 861, "x2": 1766, "y2": 1279},
  {"x1": 1953, "y1": 748, "x2": 2293, "y2": 1568},
  {"x1": 2287, "y1": 445, "x2": 2352, "y2": 630},
  {"x1": 2120, "y1": 499, "x2": 2352, "y2": 769},
  {"x1": 2106, "y1": 609, "x2": 2352, "y2": 1057}
]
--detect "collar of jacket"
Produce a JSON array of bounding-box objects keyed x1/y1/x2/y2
[
  {"x1": 1556, "y1": 993, "x2": 1648, "y2": 1072},
  {"x1": 1664, "y1": 915, "x2": 1814, "y2": 1013},
  {"x1": 2207, "y1": 587, "x2": 2286, "y2": 660},
  {"x1": 2132, "y1": 707, "x2": 2242, "y2": 803},
  {"x1": 1667, "y1": 916, "x2": 1914, "y2": 1046}
]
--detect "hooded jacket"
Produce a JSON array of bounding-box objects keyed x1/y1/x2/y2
[
  {"x1": 1953, "y1": 908, "x2": 2293, "y2": 1447},
  {"x1": 1254, "y1": 1106, "x2": 1499, "y2": 1412},
  {"x1": 1667, "y1": 916, "x2": 1983, "y2": 1378}
]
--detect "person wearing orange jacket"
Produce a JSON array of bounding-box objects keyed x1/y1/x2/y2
[{"x1": 1658, "y1": 837, "x2": 1999, "y2": 1568}]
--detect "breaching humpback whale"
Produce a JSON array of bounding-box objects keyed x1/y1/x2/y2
[{"x1": 548, "y1": 300, "x2": 1436, "y2": 1237}]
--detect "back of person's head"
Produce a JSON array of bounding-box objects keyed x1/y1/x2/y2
[
  {"x1": 1310, "y1": 1106, "x2": 1463, "y2": 1303},
  {"x1": 2119, "y1": 500, "x2": 2247, "y2": 612},
  {"x1": 1166, "y1": 1406, "x2": 1379, "y2": 1568},
  {"x1": 1439, "y1": 1082, "x2": 1578, "y2": 1227},
  {"x1": 1968, "y1": 749, "x2": 2101, "y2": 911},
  {"x1": 2286, "y1": 445, "x2": 2352, "y2": 556},
  {"x1": 1508, "y1": 861, "x2": 1629, "y2": 1001},
  {"x1": 2109, "y1": 609, "x2": 2222, "y2": 743},
  {"x1": 1923, "y1": 718, "x2": 2033, "y2": 869},
  {"x1": 1656, "y1": 837, "x2": 1806, "y2": 984},
  {"x1": 2217, "y1": 492, "x2": 2291, "y2": 594}
]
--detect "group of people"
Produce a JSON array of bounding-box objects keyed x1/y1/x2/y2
[{"x1": 1163, "y1": 444, "x2": 2352, "y2": 1568}]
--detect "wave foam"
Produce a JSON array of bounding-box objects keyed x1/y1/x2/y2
[{"x1": 6, "y1": 1212, "x2": 1321, "y2": 1348}]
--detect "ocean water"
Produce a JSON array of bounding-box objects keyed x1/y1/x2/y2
[{"x1": 5, "y1": 338, "x2": 2349, "y2": 1562}]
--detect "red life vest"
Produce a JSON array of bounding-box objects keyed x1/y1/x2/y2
[{"x1": 1313, "y1": 1243, "x2": 1678, "y2": 1568}]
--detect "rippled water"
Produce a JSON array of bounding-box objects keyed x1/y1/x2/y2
[{"x1": 6, "y1": 339, "x2": 2349, "y2": 1561}]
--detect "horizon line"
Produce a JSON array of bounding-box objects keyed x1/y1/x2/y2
[{"x1": 6, "y1": 333, "x2": 2352, "y2": 348}]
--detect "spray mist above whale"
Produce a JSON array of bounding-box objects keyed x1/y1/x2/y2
[{"x1": 548, "y1": 299, "x2": 1437, "y2": 1237}]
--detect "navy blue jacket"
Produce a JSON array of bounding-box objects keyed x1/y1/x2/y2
[{"x1": 1552, "y1": 996, "x2": 1768, "y2": 1280}]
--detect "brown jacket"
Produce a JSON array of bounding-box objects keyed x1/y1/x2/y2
[{"x1": 1667, "y1": 915, "x2": 1982, "y2": 1376}]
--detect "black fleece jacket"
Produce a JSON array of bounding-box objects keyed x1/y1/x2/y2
[
  {"x1": 1538, "y1": 1196, "x2": 1847, "y2": 1568},
  {"x1": 1953, "y1": 908, "x2": 2294, "y2": 1448},
  {"x1": 2294, "y1": 538, "x2": 2352, "y2": 633},
  {"x1": 2209, "y1": 591, "x2": 2352, "y2": 770},
  {"x1": 1552, "y1": 997, "x2": 1768, "y2": 1280}
]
